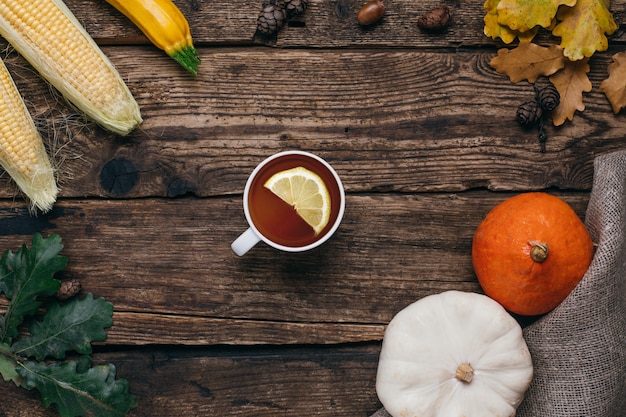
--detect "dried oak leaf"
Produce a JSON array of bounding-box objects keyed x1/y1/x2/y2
[
  {"x1": 600, "y1": 52, "x2": 626, "y2": 114},
  {"x1": 490, "y1": 42, "x2": 565, "y2": 83},
  {"x1": 553, "y1": 0, "x2": 617, "y2": 61},
  {"x1": 495, "y1": 0, "x2": 575, "y2": 33},
  {"x1": 483, "y1": 0, "x2": 537, "y2": 44},
  {"x1": 549, "y1": 58, "x2": 592, "y2": 125}
]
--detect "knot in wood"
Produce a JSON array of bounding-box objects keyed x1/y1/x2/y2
[{"x1": 100, "y1": 158, "x2": 139, "y2": 196}]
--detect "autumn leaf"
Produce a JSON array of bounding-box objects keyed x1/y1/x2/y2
[
  {"x1": 496, "y1": 0, "x2": 576, "y2": 33},
  {"x1": 484, "y1": 0, "x2": 620, "y2": 124},
  {"x1": 600, "y1": 52, "x2": 626, "y2": 113},
  {"x1": 553, "y1": 0, "x2": 618, "y2": 60},
  {"x1": 483, "y1": 0, "x2": 537, "y2": 43},
  {"x1": 549, "y1": 58, "x2": 592, "y2": 125},
  {"x1": 490, "y1": 42, "x2": 565, "y2": 83}
]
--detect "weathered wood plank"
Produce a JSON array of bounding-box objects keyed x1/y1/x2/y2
[
  {"x1": 0, "y1": 344, "x2": 382, "y2": 417},
  {"x1": 0, "y1": 1, "x2": 614, "y2": 416},
  {"x1": 0, "y1": 47, "x2": 622, "y2": 203},
  {"x1": 106, "y1": 313, "x2": 386, "y2": 345},
  {"x1": 0, "y1": 191, "x2": 590, "y2": 345},
  {"x1": 65, "y1": 0, "x2": 626, "y2": 47}
]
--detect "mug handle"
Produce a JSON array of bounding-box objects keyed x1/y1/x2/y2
[{"x1": 231, "y1": 227, "x2": 261, "y2": 256}]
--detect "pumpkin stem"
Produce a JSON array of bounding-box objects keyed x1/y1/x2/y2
[
  {"x1": 454, "y1": 362, "x2": 474, "y2": 383},
  {"x1": 529, "y1": 241, "x2": 549, "y2": 263}
]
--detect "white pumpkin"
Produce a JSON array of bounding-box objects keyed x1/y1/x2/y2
[{"x1": 376, "y1": 290, "x2": 533, "y2": 417}]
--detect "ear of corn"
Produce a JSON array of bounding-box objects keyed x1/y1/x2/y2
[
  {"x1": 0, "y1": 57, "x2": 57, "y2": 213},
  {"x1": 0, "y1": 0, "x2": 142, "y2": 136},
  {"x1": 104, "y1": 0, "x2": 201, "y2": 75}
]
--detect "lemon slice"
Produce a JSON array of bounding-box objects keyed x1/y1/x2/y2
[{"x1": 264, "y1": 166, "x2": 331, "y2": 235}]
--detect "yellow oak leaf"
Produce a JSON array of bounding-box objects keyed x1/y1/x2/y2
[
  {"x1": 484, "y1": 0, "x2": 537, "y2": 43},
  {"x1": 553, "y1": 0, "x2": 618, "y2": 60},
  {"x1": 599, "y1": 52, "x2": 626, "y2": 114},
  {"x1": 496, "y1": 0, "x2": 576, "y2": 33},
  {"x1": 490, "y1": 42, "x2": 565, "y2": 83},
  {"x1": 549, "y1": 58, "x2": 592, "y2": 125}
]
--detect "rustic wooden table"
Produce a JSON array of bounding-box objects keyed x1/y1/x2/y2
[{"x1": 0, "y1": 0, "x2": 625, "y2": 416}]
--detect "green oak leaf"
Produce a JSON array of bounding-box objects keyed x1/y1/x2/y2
[
  {"x1": 0, "y1": 234, "x2": 67, "y2": 343},
  {"x1": 0, "y1": 342, "x2": 21, "y2": 386},
  {"x1": 12, "y1": 294, "x2": 113, "y2": 361},
  {"x1": 17, "y1": 359, "x2": 136, "y2": 417}
]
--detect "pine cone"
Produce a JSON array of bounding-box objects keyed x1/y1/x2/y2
[
  {"x1": 285, "y1": 0, "x2": 308, "y2": 16},
  {"x1": 538, "y1": 84, "x2": 560, "y2": 111},
  {"x1": 517, "y1": 100, "x2": 542, "y2": 126},
  {"x1": 256, "y1": 0, "x2": 287, "y2": 36},
  {"x1": 56, "y1": 279, "x2": 81, "y2": 300}
]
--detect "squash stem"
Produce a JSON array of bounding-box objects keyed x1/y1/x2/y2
[
  {"x1": 169, "y1": 46, "x2": 201, "y2": 76},
  {"x1": 454, "y1": 362, "x2": 474, "y2": 383},
  {"x1": 528, "y1": 241, "x2": 549, "y2": 263}
]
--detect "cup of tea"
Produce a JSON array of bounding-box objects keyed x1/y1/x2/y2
[{"x1": 231, "y1": 150, "x2": 345, "y2": 256}]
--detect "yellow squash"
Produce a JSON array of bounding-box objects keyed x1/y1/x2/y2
[{"x1": 105, "y1": 0, "x2": 201, "y2": 75}]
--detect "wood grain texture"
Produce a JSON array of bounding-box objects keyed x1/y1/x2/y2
[
  {"x1": 0, "y1": 191, "x2": 589, "y2": 345},
  {"x1": 0, "y1": 46, "x2": 622, "y2": 202},
  {"x1": 0, "y1": 0, "x2": 618, "y2": 415},
  {"x1": 64, "y1": 0, "x2": 626, "y2": 47},
  {"x1": 0, "y1": 344, "x2": 383, "y2": 417}
]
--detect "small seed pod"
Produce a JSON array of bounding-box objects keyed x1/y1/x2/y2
[
  {"x1": 56, "y1": 279, "x2": 81, "y2": 300},
  {"x1": 357, "y1": 0, "x2": 385, "y2": 26},
  {"x1": 517, "y1": 100, "x2": 542, "y2": 127},
  {"x1": 256, "y1": 0, "x2": 288, "y2": 36},
  {"x1": 285, "y1": 0, "x2": 308, "y2": 16},
  {"x1": 417, "y1": 5, "x2": 451, "y2": 32},
  {"x1": 538, "y1": 84, "x2": 560, "y2": 111}
]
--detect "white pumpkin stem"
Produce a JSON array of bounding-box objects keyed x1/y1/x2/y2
[
  {"x1": 454, "y1": 362, "x2": 474, "y2": 383},
  {"x1": 528, "y1": 240, "x2": 549, "y2": 263}
]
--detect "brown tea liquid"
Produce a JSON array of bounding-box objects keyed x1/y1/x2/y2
[{"x1": 248, "y1": 154, "x2": 342, "y2": 248}]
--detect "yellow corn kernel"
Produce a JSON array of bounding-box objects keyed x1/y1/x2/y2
[
  {"x1": 0, "y1": 57, "x2": 57, "y2": 213},
  {"x1": 0, "y1": 0, "x2": 142, "y2": 136}
]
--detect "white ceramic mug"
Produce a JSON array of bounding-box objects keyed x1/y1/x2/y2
[{"x1": 231, "y1": 151, "x2": 345, "y2": 256}]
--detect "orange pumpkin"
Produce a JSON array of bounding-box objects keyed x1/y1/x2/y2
[{"x1": 472, "y1": 192, "x2": 594, "y2": 316}]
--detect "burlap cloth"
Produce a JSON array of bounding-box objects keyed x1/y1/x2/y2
[{"x1": 371, "y1": 150, "x2": 626, "y2": 417}]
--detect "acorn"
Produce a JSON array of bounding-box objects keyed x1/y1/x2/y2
[
  {"x1": 417, "y1": 5, "x2": 451, "y2": 32},
  {"x1": 357, "y1": 0, "x2": 385, "y2": 26},
  {"x1": 256, "y1": 0, "x2": 288, "y2": 36}
]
